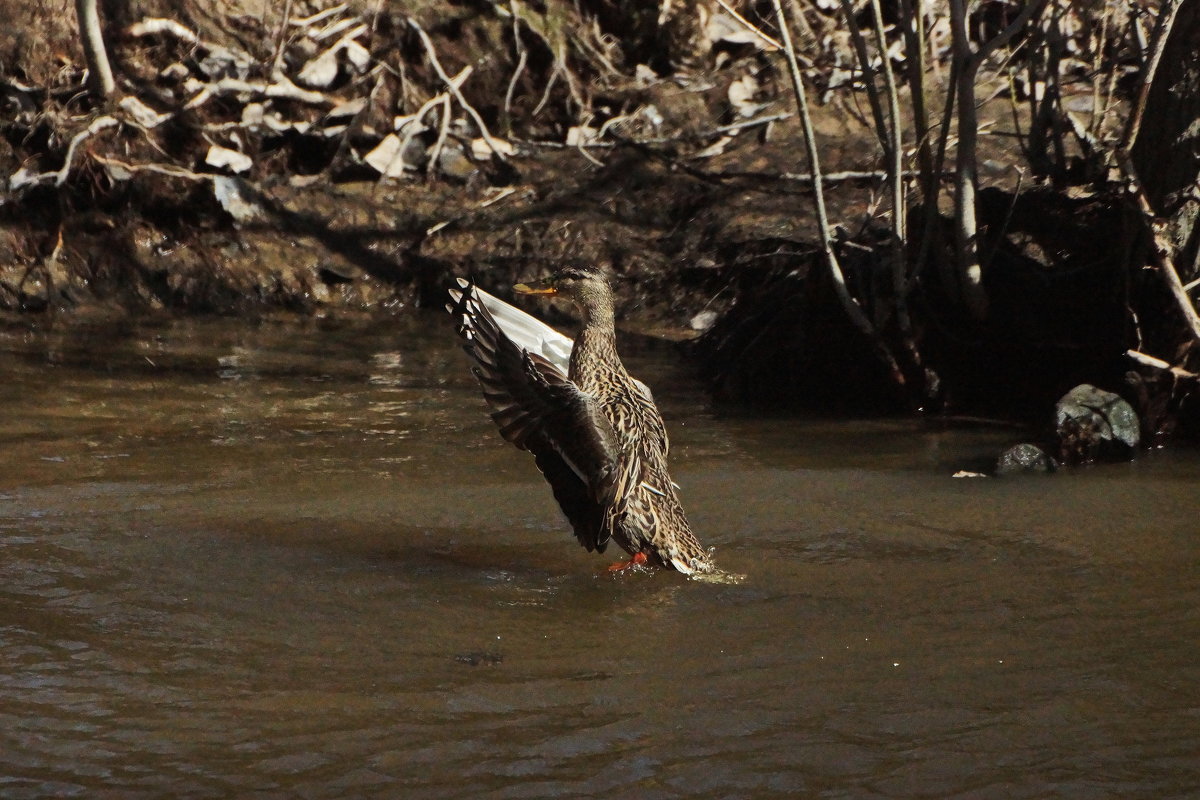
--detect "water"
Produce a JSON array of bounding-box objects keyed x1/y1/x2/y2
[{"x1": 1, "y1": 314, "x2": 1198, "y2": 799}]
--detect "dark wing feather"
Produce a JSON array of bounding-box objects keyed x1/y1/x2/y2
[{"x1": 448, "y1": 281, "x2": 621, "y2": 552}]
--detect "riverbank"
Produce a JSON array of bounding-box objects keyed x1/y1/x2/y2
[{"x1": 2, "y1": 0, "x2": 1196, "y2": 436}]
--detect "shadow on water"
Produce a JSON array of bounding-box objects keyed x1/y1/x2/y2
[{"x1": 1, "y1": 314, "x2": 1199, "y2": 799}]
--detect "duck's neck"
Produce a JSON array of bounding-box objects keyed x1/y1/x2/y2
[
  {"x1": 578, "y1": 292, "x2": 615, "y2": 331},
  {"x1": 569, "y1": 293, "x2": 624, "y2": 383}
]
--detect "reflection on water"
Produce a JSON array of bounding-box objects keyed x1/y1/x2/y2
[{"x1": 1, "y1": 314, "x2": 1199, "y2": 799}]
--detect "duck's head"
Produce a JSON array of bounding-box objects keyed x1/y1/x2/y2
[{"x1": 514, "y1": 265, "x2": 612, "y2": 316}]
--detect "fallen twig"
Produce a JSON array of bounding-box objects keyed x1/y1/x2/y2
[
  {"x1": 711, "y1": 112, "x2": 792, "y2": 135},
  {"x1": 290, "y1": 4, "x2": 348, "y2": 28},
  {"x1": 714, "y1": 0, "x2": 783, "y2": 52},
  {"x1": 126, "y1": 17, "x2": 199, "y2": 43},
  {"x1": 1127, "y1": 349, "x2": 1199, "y2": 379},
  {"x1": 511, "y1": 111, "x2": 791, "y2": 153},
  {"x1": 91, "y1": 153, "x2": 211, "y2": 181},
  {"x1": 479, "y1": 187, "x2": 521, "y2": 208},
  {"x1": 781, "y1": 168, "x2": 924, "y2": 184},
  {"x1": 185, "y1": 76, "x2": 333, "y2": 108}
]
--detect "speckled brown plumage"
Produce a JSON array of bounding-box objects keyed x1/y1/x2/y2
[{"x1": 448, "y1": 266, "x2": 714, "y2": 574}]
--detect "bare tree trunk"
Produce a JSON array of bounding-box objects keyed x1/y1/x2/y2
[
  {"x1": 949, "y1": 1, "x2": 988, "y2": 320},
  {"x1": 76, "y1": 0, "x2": 115, "y2": 98}
]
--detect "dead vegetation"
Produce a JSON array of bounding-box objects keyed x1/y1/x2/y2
[{"x1": 0, "y1": 0, "x2": 1197, "y2": 435}]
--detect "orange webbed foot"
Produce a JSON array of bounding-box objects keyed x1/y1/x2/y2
[{"x1": 606, "y1": 552, "x2": 649, "y2": 572}]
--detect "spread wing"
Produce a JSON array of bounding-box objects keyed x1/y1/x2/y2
[
  {"x1": 448, "y1": 280, "x2": 621, "y2": 552},
  {"x1": 451, "y1": 278, "x2": 573, "y2": 372}
]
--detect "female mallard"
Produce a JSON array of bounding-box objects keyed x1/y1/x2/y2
[{"x1": 448, "y1": 266, "x2": 714, "y2": 575}]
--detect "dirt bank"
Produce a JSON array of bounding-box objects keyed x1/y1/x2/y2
[{"x1": 2, "y1": 0, "x2": 1196, "y2": 435}]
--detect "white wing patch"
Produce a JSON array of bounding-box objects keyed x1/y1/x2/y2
[{"x1": 454, "y1": 279, "x2": 573, "y2": 372}]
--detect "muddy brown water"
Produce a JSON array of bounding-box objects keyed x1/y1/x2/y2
[{"x1": 1, "y1": 315, "x2": 1198, "y2": 799}]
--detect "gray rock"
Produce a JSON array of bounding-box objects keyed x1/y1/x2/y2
[
  {"x1": 1055, "y1": 384, "x2": 1140, "y2": 464},
  {"x1": 996, "y1": 443, "x2": 1057, "y2": 475}
]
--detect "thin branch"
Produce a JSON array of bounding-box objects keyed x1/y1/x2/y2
[
  {"x1": 1120, "y1": 0, "x2": 1180, "y2": 151},
  {"x1": 1111, "y1": 0, "x2": 1198, "y2": 345},
  {"x1": 970, "y1": 0, "x2": 1050, "y2": 69},
  {"x1": 782, "y1": 168, "x2": 923, "y2": 183},
  {"x1": 269, "y1": 0, "x2": 294, "y2": 80},
  {"x1": 770, "y1": 0, "x2": 905, "y2": 386},
  {"x1": 868, "y1": 0, "x2": 906, "y2": 245},
  {"x1": 1116, "y1": 151, "x2": 1200, "y2": 345},
  {"x1": 897, "y1": 0, "x2": 931, "y2": 179},
  {"x1": 409, "y1": 18, "x2": 509, "y2": 162},
  {"x1": 531, "y1": 62, "x2": 560, "y2": 119},
  {"x1": 91, "y1": 153, "x2": 211, "y2": 181},
  {"x1": 714, "y1": 0, "x2": 784, "y2": 51},
  {"x1": 503, "y1": 0, "x2": 529, "y2": 135},
  {"x1": 912, "y1": 54, "x2": 958, "y2": 290},
  {"x1": 427, "y1": 96, "x2": 453, "y2": 176},
  {"x1": 837, "y1": 0, "x2": 890, "y2": 158},
  {"x1": 1127, "y1": 349, "x2": 1199, "y2": 379},
  {"x1": 867, "y1": 0, "x2": 917, "y2": 369},
  {"x1": 1087, "y1": 6, "x2": 1110, "y2": 143}
]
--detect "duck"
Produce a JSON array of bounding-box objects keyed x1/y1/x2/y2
[{"x1": 447, "y1": 266, "x2": 714, "y2": 575}]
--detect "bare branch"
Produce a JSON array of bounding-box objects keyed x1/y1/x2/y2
[
  {"x1": 410, "y1": 18, "x2": 509, "y2": 162},
  {"x1": 770, "y1": 0, "x2": 905, "y2": 386},
  {"x1": 837, "y1": 0, "x2": 890, "y2": 157},
  {"x1": 1116, "y1": 150, "x2": 1200, "y2": 345},
  {"x1": 897, "y1": 0, "x2": 931, "y2": 178},
  {"x1": 1127, "y1": 349, "x2": 1199, "y2": 379},
  {"x1": 504, "y1": 1, "x2": 529, "y2": 135},
  {"x1": 868, "y1": 0, "x2": 906, "y2": 244},
  {"x1": 1120, "y1": 0, "x2": 1181, "y2": 152},
  {"x1": 714, "y1": 0, "x2": 784, "y2": 51},
  {"x1": 971, "y1": 0, "x2": 1051, "y2": 68}
]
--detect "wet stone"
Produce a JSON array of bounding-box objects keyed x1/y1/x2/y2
[
  {"x1": 996, "y1": 443, "x2": 1057, "y2": 476},
  {"x1": 1055, "y1": 384, "x2": 1140, "y2": 464}
]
